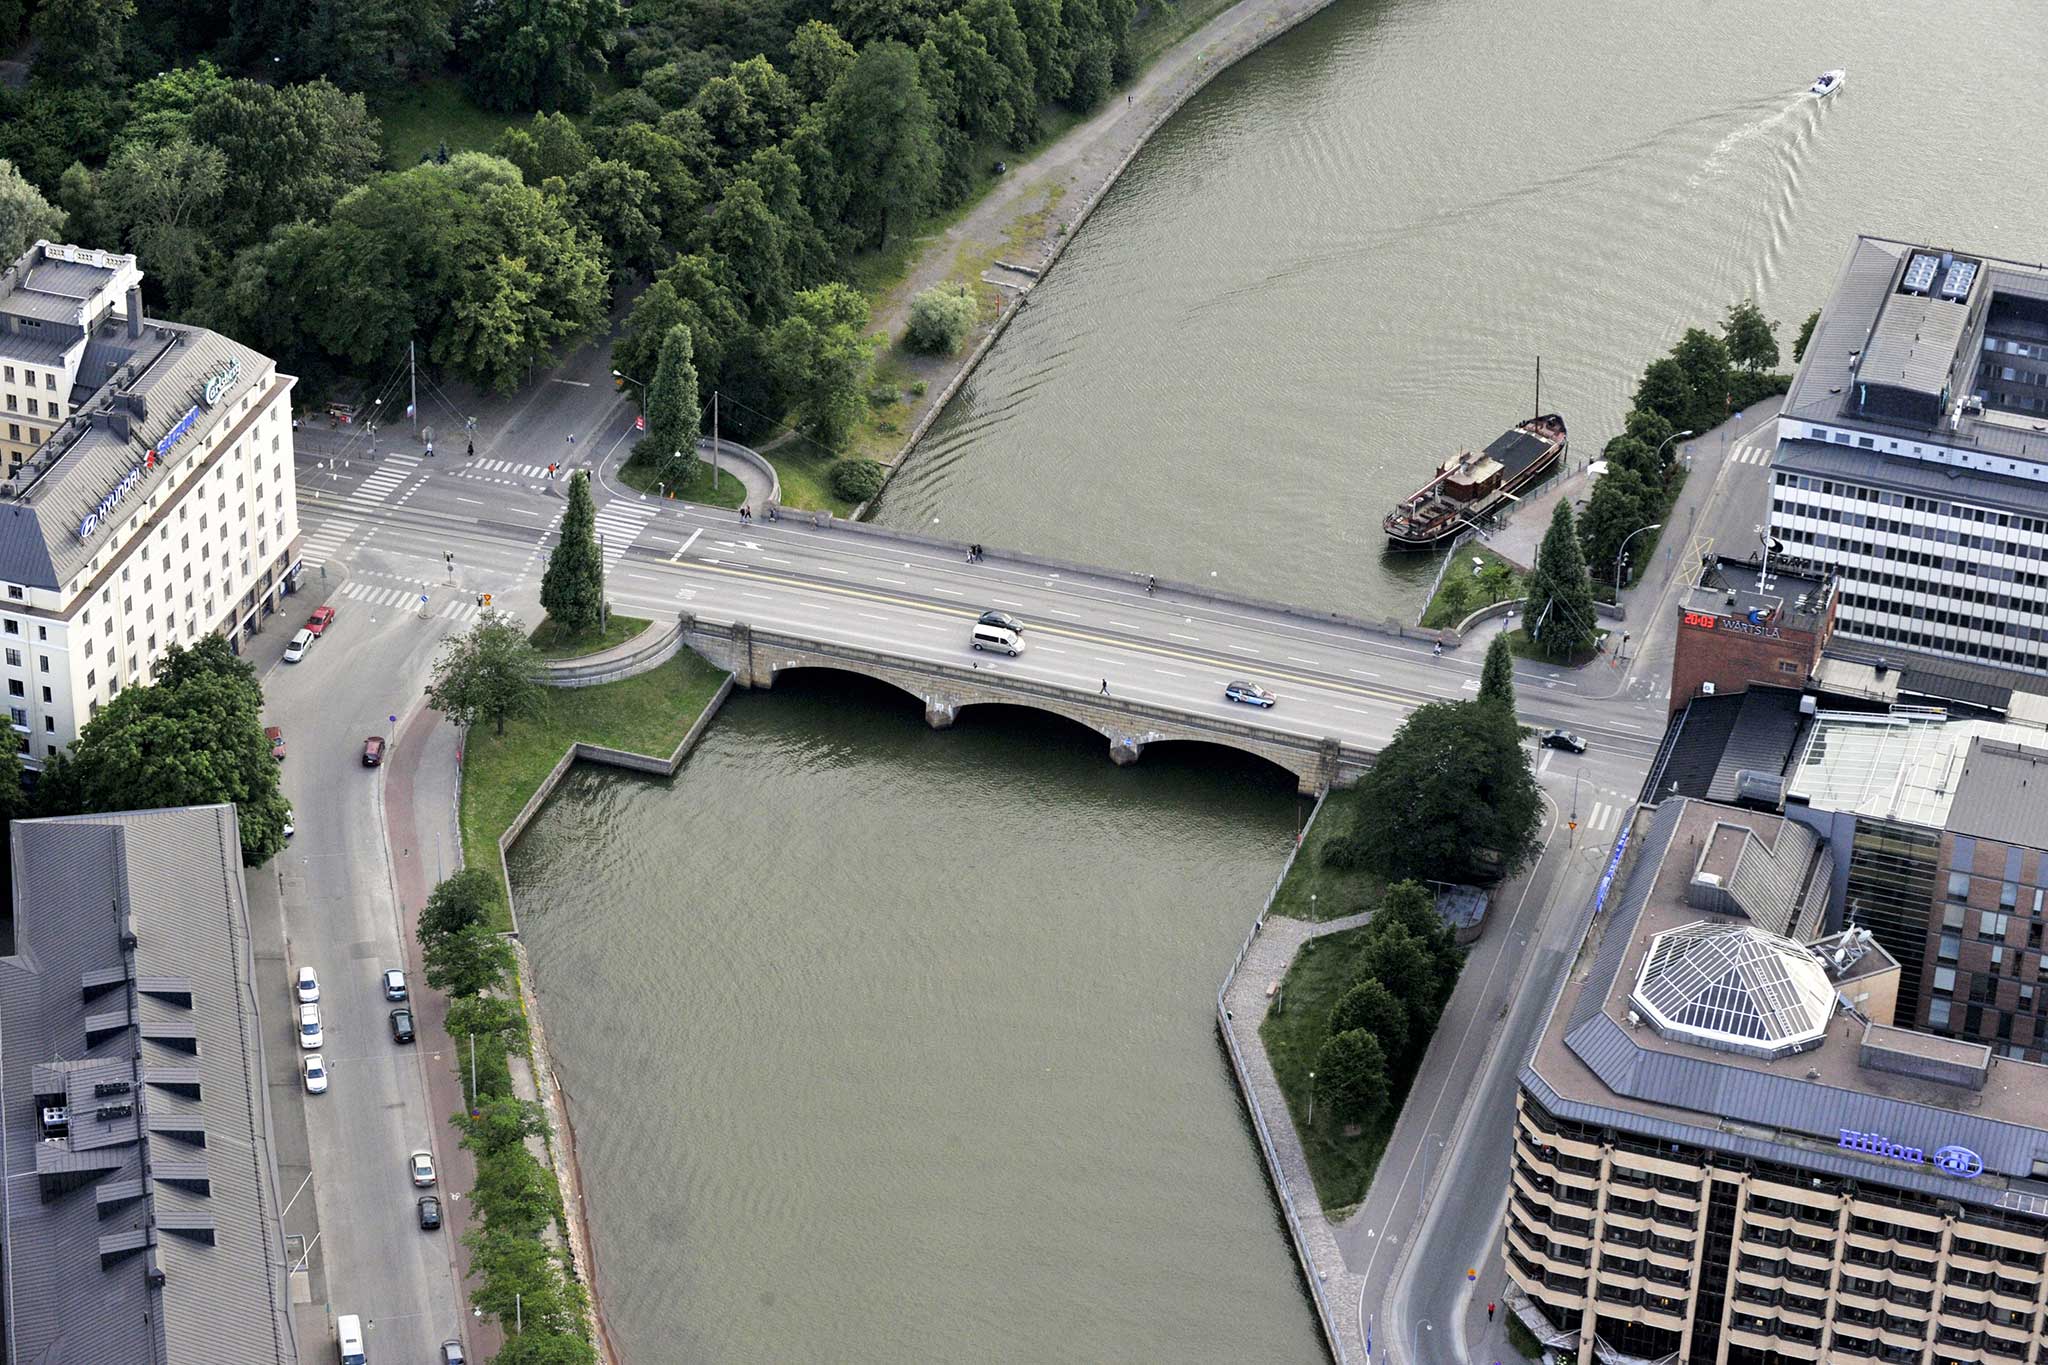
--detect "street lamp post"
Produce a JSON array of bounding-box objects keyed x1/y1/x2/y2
[
  {"x1": 1656, "y1": 429, "x2": 1694, "y2": 472},
  {"x1": 1307, "y1": 1072, "x2": 1316, "y2": 1129},
  {"x1": 1614, "y1": 522, "x2": 1664, "y2": 593}
]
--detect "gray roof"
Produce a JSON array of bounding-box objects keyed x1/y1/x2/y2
[
  {"x1": 0, "y1": 324, "x2": 82, "y2": 368},
  {"x1": 21, "y1": 254, "x2": 118, "y2": 301},
  {"x1": 2, "y1": 807, "x2": 299, "y2": 1365},
  {"x1": 1528, "y1": 797, "x2": 2048, "y2": 1214},
  {"x1": 1947, "y1": 737, "x2": 2048, "y2": 849},
  {"x1": 0, "y1": 319, "x2": 271, "y2": 591},
  {"x1": 1782, "y1": 236, "x2": 2048, "y2": 461}
]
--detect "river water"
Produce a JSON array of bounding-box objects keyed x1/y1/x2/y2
[{"x1": 517, "y1": 0, "x2": 2048, "y2": 1359}]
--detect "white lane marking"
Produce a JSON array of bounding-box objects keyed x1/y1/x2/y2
[
  {"x1": 1335, "y1": 705, "x2": 1377, "y2": 716},
  {"x1": 761, "y1": 555, "x2": 792, "y2": 565},
  {"x1": 1036, "y1": 646, "x2": 1067, "y2": 655},
  {"x1": 858, "y1": 613, "x2": 888, "y2": 621},
  {"x1": 1050, "y1": 609, "x2": 1081, "y2": 618},
  {"x1": 456, "y1": 497, "x2": 483, "y2": 505},
  {"x1": 703, "y1": 557, "x2": 722, "y2": 564},
  {"x1": 877, "y1": 576, "x2": 908, "y2": 586},
  {"x1": 992, "y1": 597, "x2": 1024, "y2": 606},
  {"x1": 1538, "y1": 748, "x2": 1555, "y2": 775},
  {"x1": 818, "y1": 567, "x2": 848, "y2": 576},
  {"x1": 912, "y1": 623, "x2": 945, "y2": 632},
  {"x1": 1154, "y1": 669, "x2": 1186, "y2": 678},
  {"x1": 647, "y1": 535, "x2": 680, "y2": 545},
  {"x1": 1287, "y1": 655, "x2": 1318, "y2": 665},
  {"x1": 552, "y1": 378, "x2": 593, "y2": 387},
  {"x1": 1169, "y1": 632, "x2": 1199, "y2": 641},
  {"x1": 1111, "y1": 620, "x2": 1140, "y2": 629},
  {"x1": 935, "y1": 588, "x2": 964, "y2": 597},
  {"x1": 508, "y1": 507, "x2": 540, "y2": 516},
  {"x1": 625, "y1": 573, "x2": 662, "y2": 583},
  {"x1": 1609, "y1": 721, "x2": 1642, "y2": 731},
  {"x1": 672, "y1": 528, "x2": 702, "y2": 562},
  {"x1": 1227, "y1": 645, "x2": 1261, "y2": 655},
  {"x1": 741, "y1": 592, "x2": 772, "y2": 601},
  {"x1": 1348, "y1": 668, "x2": 1380, "y2": 678}
]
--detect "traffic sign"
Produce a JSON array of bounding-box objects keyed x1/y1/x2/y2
[
  {"x1": 388, "y1": 714, "x2": 397, "y2": 725},
  {"x1": 634, "y1": 415, "x2": 645, "y2": 432},
  {"x1": 418, "y1": 593, "x2": 428, "y2": 604}
]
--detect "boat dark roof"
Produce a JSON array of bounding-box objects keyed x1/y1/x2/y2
[{"x1": 1484, "y1": 427, "x2": 1552, "y2": 473}]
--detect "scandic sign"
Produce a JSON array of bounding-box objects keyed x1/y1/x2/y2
[{"x1": 1839, "y1": 1128, "x2": 1985, "y2": 1179}]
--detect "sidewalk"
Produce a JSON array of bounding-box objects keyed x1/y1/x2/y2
[{"x1": 380, "y1": 705, "x2": 498, "y2": 1362}]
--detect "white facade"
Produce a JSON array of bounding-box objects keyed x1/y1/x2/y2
[{"x1": 0, "y1": 243, "x2": 300, "y2": 766}]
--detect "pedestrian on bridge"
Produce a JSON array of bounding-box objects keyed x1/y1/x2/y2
[{"x1": 1100, "y1": 678, "x2": 1110, "y2": 696}]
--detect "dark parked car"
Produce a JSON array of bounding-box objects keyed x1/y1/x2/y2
[
  {"x1": 977, "y1": 609, "x2": 1025, "y2": 633},
  {"x1": 440, "y1": 1341, "x2": 466, "y2": 1365},
  {"x1": 362, "y1": 735, "x2": 385, "y2": 767},
  {"x1": 389, "y1": 1008, "x2": 415, "y2": 1044},
  {"x1": 417, "y1": 1195, "x2": 442, "y2": 1230},
  {"x1": 1539, "y1": 729, "x2": 1588, "y2": 753},
  {"x1": 1224, "y1": 680, "x2": 1277, "y2": 708}
]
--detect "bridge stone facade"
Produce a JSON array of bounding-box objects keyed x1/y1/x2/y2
[{"x1": 681, "y1": 616, "x2": 1374, "y2": 794}]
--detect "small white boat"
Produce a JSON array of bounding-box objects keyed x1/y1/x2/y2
[{"x1": 1810, "y1": 69, "x2": 1845, "y2": 97}]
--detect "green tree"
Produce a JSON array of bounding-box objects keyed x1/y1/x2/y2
[
  {"x1": 707, "y1": 176, "x2": 790, "y2": 322},
  {"x1": 494, "y1": 1333, "x2": 599, "y2": 1365},
  {"x1": 445, "y1": 992, "x2": 528, "y2": 1056},
  {"x1": 418, "y1": 867, "x2": 500, "y2": 953},
  {"x1": 561, "y1": 158, "x2": 663, "y2": 275},
  {"x1": 1478, "y1": 633, "x2": 1515, "y2": 710},
  {"x1": 298, "y1": 0, "x2": 458, "y2": 90},
  {"x1": 458, "y1": 1094, "x2": 549, "y2": 1158},
  {"x1": 98, "y1": 136, "x2": 228, "y2": 311},
  {"x1": 1313, "y1": 1029, "x2": 1390, "y2": 1125},
  {"x1": 1522, "y1": 498, "x2": 1598, "y2": 659},
  {"x1": 541, "y1": 471, "x2": 608, "y2": 633},
  {"x1": 1476, "y1": 561, "x2": 1515, "y2": 605},
  {"x1": 962, "y1": 0, "x2": 1038, "y2": 141},
  {"x1": 1793, "y1": 308, "x2": 1820, "y2": 364},
  {"x1": 494, "y1": 110, "x2": 594, "y2": 184},
  {"x1": 614, "y1": 255, "x2": 744, "y2": 404},
  {"x1": 31, "y1": 0, "x2": 135, "y2": 86},
  {"x1": 464, "y1": 1225, "x2": 588, "y2": 1333},
  {"x1": 1671, "y1": 327, "x2": 1731, "y2": 431},
  {"x1": 423, "y1": 922, "x2": 515, "y2": 997},
  {"x1": 819, "y1": 40, "x2": 940, "y2": 247},
  {"x1": 786, "y1": 18, "x2": 855, "y2": 104},
  {"x1": 829, "y1": 457, "x2": 887, "y2": 502},
  {"x1": 905, "y1": 281, "x2": 979, "y2": 354},
  {"x1": 1355, "y1": 919, "x2": 1447, "y2": 1030},
  {"x1": 1432, "y1": 571, "x2": 1473, "y2": 623},
  {"x1": 187, "y1": 78, "x2": 383, "y2": 256},
  {"x1": 919, "y1": 9, "x2": 1010, "y2": 193},
  {"x1": 1622, "y1": 407, "x2": 1676, "y2": 456},
  {"x1": 1329, "y1": 979, "x2": 1408, "y2": 1064},
  {"x1": 1373, "y1": 879, "x2": 1454, "y2": 958},
  {"x1": 1632, "y1": 357, "x2": 1694, "y2": 431},
  {"x1": 1330, "y1": 700, "x2": 1543, "y2": 883},
  {"x1": 458, "y1": 0, "x2": 618, "y2": 112},
  {"x1": 1578, "y1": 465, "x2": 1654, "y2": 586},
  {"x1": 1013, "y1": 0, "x2": 1069, "y2": 105},
  {"x1": 642, "y1": 324, "x2": 702, "y2": 485},
  {"x1": 0, "y1": 158, "x2": 66, "y2": 264},
  {"x1": 426, "y1": 608, "x2": 544, "y2": 737},
  {"x1": 1722, "y1": 296, "x2": 1780, "y2": 373},
  {"x1": 766, "y1": 281, "x2": 872, "y2": 448},
  {"x1": 33, "y1": 638, "x2": 290, "y2": 865},
  {"x1": 831, "y1": 0, "x2": 939, "y2": 46},
  {"x1": 121, "y1": 61, "x2": 233, "y2": 145}
]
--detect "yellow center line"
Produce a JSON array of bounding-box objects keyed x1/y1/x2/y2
[{"x1": 682, "y1": 560, "x2": 1427, "y2": 709}]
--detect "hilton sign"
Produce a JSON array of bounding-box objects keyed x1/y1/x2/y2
[{"x1": 1839, "y1": 1128, "x2": 1985, "y2": 1179}]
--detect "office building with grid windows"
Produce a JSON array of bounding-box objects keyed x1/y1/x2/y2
[
  {"x1": 1507, "y1": 796, "x2": 2048, "y2": 1365},
  {"x1": 0, "y1": 241, "x2": 301, "y2": 766},
  {"x1": 1768, "y1": 237, "x2": 2048, "y2": 676}
]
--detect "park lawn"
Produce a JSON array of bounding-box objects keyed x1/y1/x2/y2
[
  {"x1": 1267, "y1": 789, "x2": 1382, "y2": 922},
  {"x1": 1261, "y1": 922, "x2": 1407, "y2": 1213},
  {"x1": 371, "y1": 76, "x2": 534, "y2": 169},
  {"x1": 458, "y1": 652, "x2": 729, "y2": 924},
  {"x1": 1420, "y1": 544, "x2": 1525, "y2": 629},
  {"x1": 527, "y1": 613, "x2": 650, "y2": 660},
  {"x1": 1505, "y1": 626, "x2": 1606, "y2": 667},
  {"x1": 763, "y1": 438, "x2": 862, "y2": 516},
  {"x1": 617, "y1": 454, "x2": 748, "y2": 509}
]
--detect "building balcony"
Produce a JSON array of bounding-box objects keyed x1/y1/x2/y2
[
  {"x1": 1591, "y1": 1336, "x2": 1679, "y2": 1365},
  {"x1": 1502, "y1": 1280, "x2": 1580, "y2": 1354}
]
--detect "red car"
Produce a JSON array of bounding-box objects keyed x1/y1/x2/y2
[
  {"x1": 362, "y1": 736, "x2": 385, "y2": 767},
  {"x1": 265, "y1": 726, "x2": 287, "y2": 761},
  {"x1": 306, "y1": 605, "x2": 337, "y2": 636}
]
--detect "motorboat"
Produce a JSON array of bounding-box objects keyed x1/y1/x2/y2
[{"x1": 1810, "y1": 69, "x2": 1845, "y2": 97}]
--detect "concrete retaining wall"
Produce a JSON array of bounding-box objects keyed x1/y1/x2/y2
[
  {"x1": 701, "y1": 435, "x2": 779, "y2": 503},
  {"x1": 542, "y1": 618, "x2": 684, "y2": 688}
]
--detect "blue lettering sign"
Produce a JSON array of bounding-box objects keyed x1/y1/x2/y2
[
  {"x1": 1839, "y1": 1129, "x2": 1983, "y2": 1180},
  {"x1": 154, "y1": 404, "x2": 201, "y2": 461}
]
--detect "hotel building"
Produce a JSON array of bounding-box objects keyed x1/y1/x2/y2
[
  {"x1": 1768, "y1": 237, "x2": 2048, "y2": 676},
  {"x1": 1507, "y1": 796, "x2": 2048, "y2": 1365},
  {"x1": 0, "y1": 241, "x2": 301, "y2": 765}
]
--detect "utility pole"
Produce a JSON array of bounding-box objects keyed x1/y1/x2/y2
[
  {"x1": 711, "y1": 390, "x2": 721, "y2": 491},
  {"x1": 409, "y1": 339, "x2": 418, "y2": 435},
  {"x1": 469, "y1": 1034, "x2": 477, "y2": 1107}
]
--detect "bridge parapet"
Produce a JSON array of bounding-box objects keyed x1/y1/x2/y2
[{"x1": 680, "y1": 614, "x2": 1377, "y2": 794}]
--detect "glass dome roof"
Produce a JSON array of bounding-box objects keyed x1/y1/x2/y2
[{"x1": 1630, "y1": 921, "x2": 1838, "y2": 1059}]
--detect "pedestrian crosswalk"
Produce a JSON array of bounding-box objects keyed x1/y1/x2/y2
[
  {"x1": 1580, "y1": 801, "x2": 1621, "y2": 834},
  {"x1": 1728, "y1": 442, "x2": 1772, "y2": 467},
  {"x1": 472, "y1": 457, "x2": 552, "y2": 479},
  {"x1": 346, "y1": 454, "x2": 421, "y2": 509},
  {"x1": 334, "y1": 579, "x2": 482, "y2": 624},
  {"x1": 300, "y1": 516, "x2": 360, "y2": 568},
  {"x1": 592, "y1": 501, "x2": 657, "y2": 575}
]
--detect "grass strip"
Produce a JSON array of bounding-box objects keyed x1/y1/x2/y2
[{"x1": 528, "y1": 614, "x2": 651, "y2": 661}]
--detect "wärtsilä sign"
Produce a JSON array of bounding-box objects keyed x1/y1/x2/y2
[{"x1": 1839, "y1": 1128, "x2": 1985, "y2": 1179}]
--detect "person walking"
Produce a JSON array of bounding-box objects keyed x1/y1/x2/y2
[
  {"x1": 1487, "y1": 1303, "x2": 1496, "y2": 1324},
  {"x1": 1099, "y1": 678, "x2": 1110, "y2": 696},
  {"x1": 466, "y1": 438, "x2": 475, "y2": 459}
]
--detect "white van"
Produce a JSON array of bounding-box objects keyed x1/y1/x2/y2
[
  {"x1": 336, "y1": 1313, "x2": 367, "y2": 1364},
  {"x1": 284, "y1": 628, "x2": 315, "y2": 663},
  {"x1": 970, "y1": 623, "x2": 1024, "y2": 657}
]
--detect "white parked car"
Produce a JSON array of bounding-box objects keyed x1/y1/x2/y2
[
  {"x1": 297, "y1": 1003, "x2": 323, "y2": 1050},
  {"x1": 294, "y1": 965, "x2": 319, "y2": 1004},
  {"x1": 409, "y1": 1150, "x2": 437, "y2": 1187},
  {"x1": 302, "y1": 1055, "x2": 328, "y2": 1094},
  {"x1": 382, "y1": 968, "x2": 408, "y2": 1001}
]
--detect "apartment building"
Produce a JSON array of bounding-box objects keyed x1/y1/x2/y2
[
  {"x1": 1508, "y1": 797, "x2": 2048, "y2": 1365},
  {"x1": 0, "y1": 241, "x2": 301, "y2": 765},
  {"x1": 1, "y1": 806, "x2": 300, "y2": 1363}
]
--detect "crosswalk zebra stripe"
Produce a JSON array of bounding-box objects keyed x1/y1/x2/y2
[{"x1": 592, "y1": 502, "x2": 657, "y2": 573}]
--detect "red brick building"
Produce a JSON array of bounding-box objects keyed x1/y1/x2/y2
[{"x1": 1668, "y1": 556, "x2": 1836, "y2": 713}]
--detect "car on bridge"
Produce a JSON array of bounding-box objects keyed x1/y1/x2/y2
[
  {"x1": 977, "y1": 609, "x2": 1025, "y2": 634},
  {"x1": 971, "y1": 623, "x2": 1024, "y2": 656},
  {"x1": 1224, "y1": 680, "x2": 1277, "y2": 708},
  {"x1": 1539, "y1": 728, "x2": 1588, "y2": 753}
]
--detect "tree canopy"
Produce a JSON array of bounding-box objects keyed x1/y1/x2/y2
[
  {"x1": 1723, "y1": 297, "x2": 1780, "y2": 374},
  {"x1": 1477, "y1": 634, "x2": 1515, "y2": 710},
  {"x1": 1328, "y1": 700, "x2": 1543, "y2": 884},
  {"x1": 541, "y1": 472, "x2": 607, "y2": 633},
  {"x1": 1314, "y1": 1029, "x2": 1390, "y2": 1125},
  {"x1": 1523, "y1": 499, "x2": 1598, "y2": 659},
  {"x1": 426, "y1": 609, "x2": 545, "y2": 736},
  {"x1": 0, "y1": 159, "x2": 67, "y2": 263},
  {"x1": 642, "y1": 324, "x2": 702, "y2": 482},
  {"x1": 34, "y1": 637, "x2": 290, "y2": 865}
]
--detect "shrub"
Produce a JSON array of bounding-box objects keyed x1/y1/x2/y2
[
  {"x1": 1727, "y1": 369, "x2": 1792, "y2": 411},
  {"x1": 905, "y1": 282, "x2": 980, "y2": 354},
  {"x1": 910, "y1": 380, "x2": 928, "y2": 396},
  {"x1": 829, "y1": 458, "x2": 888, "y2": 502},
  {"x1": 867, "y1": 384, "x2": 900, "y2": 408}
]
